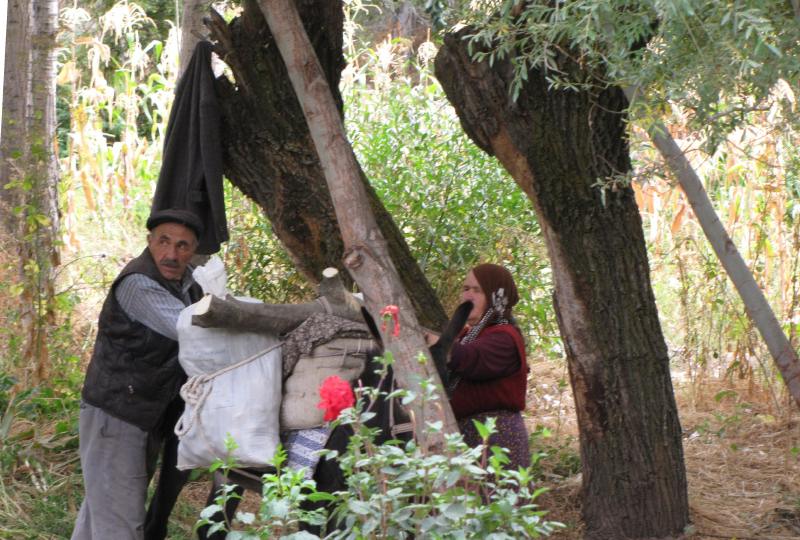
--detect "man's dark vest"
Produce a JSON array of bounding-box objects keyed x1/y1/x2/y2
[{"x1": 81, "y1": 248, "x2": 203, "y2": 432}]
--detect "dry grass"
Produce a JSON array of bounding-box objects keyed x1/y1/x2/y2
[
  {"x1": 527, "y1": 359, "x2": 800, "y2": 540},
  {"x1": 682, "y1": 381, "x2": 800, "y2": 540}
]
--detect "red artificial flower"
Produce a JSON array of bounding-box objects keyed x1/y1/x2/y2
[
  {"x1": 317, "y1": 375, "x2": 355, "y2": 422},
  {"x1": 380, "y1": 305, "x2": 401, "y2": 337}
]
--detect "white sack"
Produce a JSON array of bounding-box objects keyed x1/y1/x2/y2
[
  {"x1": 175, "y1": 297, "x2": 281, "y2": 470},
  {"x1": 191, "y1": 255, "x2": 228, "y2": 298}
]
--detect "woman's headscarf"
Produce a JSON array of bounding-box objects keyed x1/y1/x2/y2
[
  {"x1": 461, "y1": 263, "x2": 519, "y2": 344},
  {"x1": 472, "y1": 263, "x2": 519, "y2": 320}
]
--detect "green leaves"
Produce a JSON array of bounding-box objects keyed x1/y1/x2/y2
[
  {"x1": 199, "y1": 360, "x2": 564, "y2": 538},
  {"x1": 342, "y1": 39, "x2": 556, "y2": 352},
  {"x1": 320, "y1": 363, "x2": 563, "y2": 539},
  {"x1": 452, "y1": 0, "x2": 800, "y2": 152},
  {"x1": 473, "y1": 417, "x2": 494, "y2": 442},
  {"x1": 197, "y1": 445, "x2": 329, "y2": 538}
]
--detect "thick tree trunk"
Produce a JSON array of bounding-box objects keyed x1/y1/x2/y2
[
  {"x1": 259, "y1": 0, "x2": 458, "y2": 443},
  {"x1": 202, "y1": 0, "x2": 447, "y2": 330},
  {"x1": 436, "y1": 31, "x2": 689, "y2": 539},
  {"x1": 2, "y1": 0, "x2": 60, "y2": 383}
]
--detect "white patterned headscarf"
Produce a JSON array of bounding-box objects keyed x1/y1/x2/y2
[
  {"x1": 459, "y1": 263, "x2": 519, "y2": 344},
  {"x1": 461, "y1": 287, "x2": 510, "y2": 344}
]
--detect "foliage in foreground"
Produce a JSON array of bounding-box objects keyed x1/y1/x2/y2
[
  {"x1": 3, "y1": 0, "x2": 799, "y2": 533},
  {"x1": 199, "y1": 360, "x2": 562, "y2": 539}
]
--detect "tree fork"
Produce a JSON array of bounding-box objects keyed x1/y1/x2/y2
[
  {"x1": 258, "y1": 0, "x2": 458, "y2": 444},
  {"x1": 201, "y1": 1, "x2": 447, "y2": 330}
]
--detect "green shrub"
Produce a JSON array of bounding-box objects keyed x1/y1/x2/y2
[
  {"x1": 199, "y1": 358, "x2": 564, "y2": 539},
  {"x1": 197, "y1": 440, "x2": 330, "y2": 539},
  {"x1": 343, "y1": 41, "x2": 558, "y2": 356}
]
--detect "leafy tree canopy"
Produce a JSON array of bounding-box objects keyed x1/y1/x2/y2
[{"x1": 433, "y1": 0, "x2": 800, "y2": 152}]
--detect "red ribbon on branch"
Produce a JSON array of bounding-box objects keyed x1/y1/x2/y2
[{"x1": 380, "y1": 304, "x2": 401, "y2": 337}]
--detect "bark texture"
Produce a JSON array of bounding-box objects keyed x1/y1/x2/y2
[
  {"x1": 436, "y1": 30, "x2": 688, "y2": 539},
  {"x1": 178, "y1": 0, "x2": 211, "y2": 77},
  {"x1": 1, "y1": 0, "x2": 30, "y2": 234},
  {"x1": 203, "y1": 0, "x2": 447, "y2": 330},
  {"x1": 1, "y1": 0, "x2": 60, "y2": 383},
  {"x1": 259, "y1": 0, "x2": 459, "y2": 441},
  {"x1": 193, "y1": 268, "x2": 362, "y2": 333}
]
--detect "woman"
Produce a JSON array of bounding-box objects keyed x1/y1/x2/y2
[{"x1": 446, "y1": 263, "x2": 530, "y2": 471}]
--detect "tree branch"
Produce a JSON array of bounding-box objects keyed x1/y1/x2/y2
[
  {"x1": 257, "y1": 0, "x2": 458, "y2": 444},
  {"x1": 191, "y1": 267, "x2": 361, "y2": 333},
  {"x1": 625, "y1": 85, "x2": 800, "y2": 407}
]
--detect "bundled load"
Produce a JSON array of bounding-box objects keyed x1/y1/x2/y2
[
  {"x1": 174, "y1": 259, "x2": 282, "y2": 470},
  {"x1": 174, "y1": 296, "x2": 282, "y2": 470},
  {"x1": 173, "y1": 259, "x2": 373, "y2": 471},
  {"x1": 280, "y1": 313, "x2": 373, "y2": 430}
]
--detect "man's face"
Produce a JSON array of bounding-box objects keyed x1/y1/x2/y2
[{"x1": 147, "y1": 222, "x2": 198, "y2": 281}]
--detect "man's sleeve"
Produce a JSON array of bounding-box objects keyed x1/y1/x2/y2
[{"x1": 115, "y1": 274, "x2": 186, "y2": 340}]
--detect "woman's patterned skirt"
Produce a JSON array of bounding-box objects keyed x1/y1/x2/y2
[{"x1": 458, "y1": 409, "x2": 531, "y2": 471}]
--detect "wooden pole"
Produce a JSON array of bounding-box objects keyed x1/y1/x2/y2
[
  {"x1": 178, "y1": 0, "x2": 210, "y2": 78},
  {"x1": 625, "y1": 87, "x2": 800, "y2": 408},
  {"x1": 257, "y1": 0, "x2": 458, "y2": 443}
]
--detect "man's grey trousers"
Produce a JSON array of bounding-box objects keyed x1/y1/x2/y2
[{"x1": 71, "y1": 402, "x2": 159, "y2": 540}]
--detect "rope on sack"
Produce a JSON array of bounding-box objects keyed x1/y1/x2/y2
[{"x1": 174, "y1": 341, "x2": 284, "y2": 439}]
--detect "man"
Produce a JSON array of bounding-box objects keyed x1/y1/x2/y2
[{"x1": 72, "y1": 209, "x2": 205, "y2": 540}]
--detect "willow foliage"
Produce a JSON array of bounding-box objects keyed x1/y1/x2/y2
[{"x1": 439, "y1": 0, "x2": 799, "y2": 151}]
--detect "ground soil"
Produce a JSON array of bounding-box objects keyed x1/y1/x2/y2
[{"x1": 528, "y1": 359, "x2": 800, "y2": 540}]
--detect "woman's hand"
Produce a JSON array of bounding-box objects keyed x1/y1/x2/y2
[{"x1": 424, "y1": 331, "x2": 440, "y2": 346}]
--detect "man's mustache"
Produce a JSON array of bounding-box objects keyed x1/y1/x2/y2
[{"x1": 159, "y1": 258, "x2": 180, "y2": 268}]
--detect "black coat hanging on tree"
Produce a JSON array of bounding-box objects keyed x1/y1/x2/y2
[{"x1": 151, "y1": 41, "x2": 228, "y2": 255}]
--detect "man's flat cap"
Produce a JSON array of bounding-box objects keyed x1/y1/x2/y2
[{"x1": 146, "y1": 208, "x2": 204, "y2": 237}]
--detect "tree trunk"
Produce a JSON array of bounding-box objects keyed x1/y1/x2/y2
[
  {"x1": 1, "y1": 0, "x2": 30, "y2": 235},
  {"x1": 259, "y1": 0, "x2": 458, "y2": 443},
  {"x1": 436, "y1": 30, "x2": 689, "y2": 539},
  {"x1": 1, "y1": 0, "x2": 60, "y2": 383},
  {"x1": 202, "y1": 0, "x2": 447, "y2": 330},
  {"x1": 24, "y1": 0, "x2": 60, "y2": 382},
  {"x1": 178, "y1": 0, "x2": 210, "y2": 77}
]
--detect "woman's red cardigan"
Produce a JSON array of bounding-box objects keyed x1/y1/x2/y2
[{"x1": 448, "y1": 324, "x2": 529, "y2": 419}]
